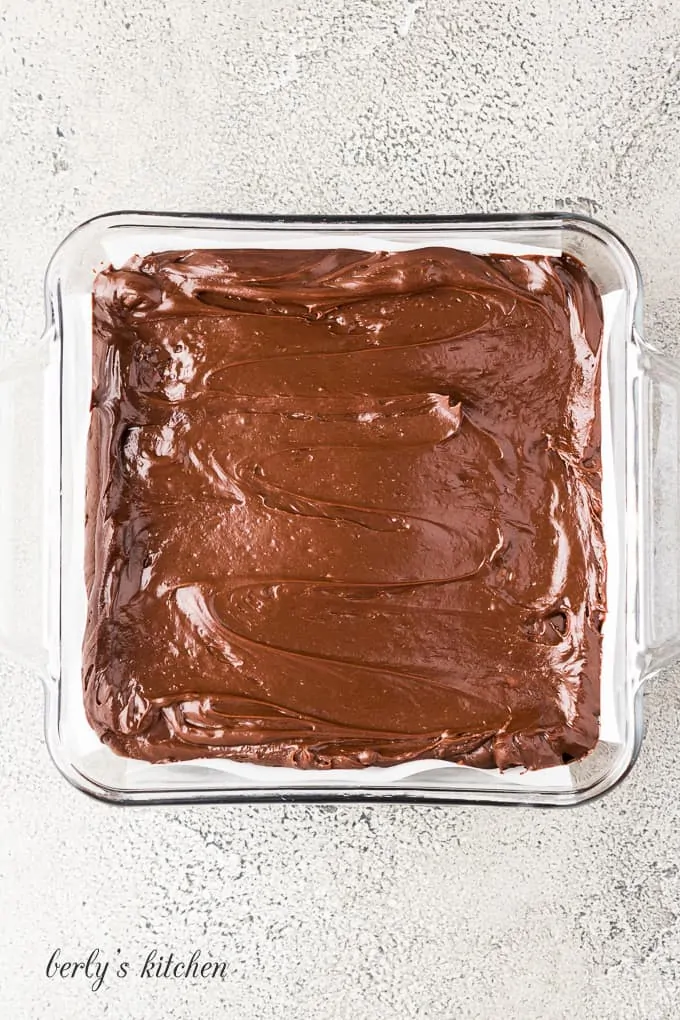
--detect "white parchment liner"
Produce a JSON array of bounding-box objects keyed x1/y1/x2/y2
[{"x1": 59, "y1": 227, "x2": 623, "y2": 793}]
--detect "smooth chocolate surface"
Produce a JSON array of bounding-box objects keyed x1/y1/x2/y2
[{"x1": 85, "y1": 245, "x2": 605, "y2": 770}]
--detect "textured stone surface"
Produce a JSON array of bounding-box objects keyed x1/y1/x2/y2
[{"x1": 1, "y1": 1, "x2": 680, "y2": 1017}]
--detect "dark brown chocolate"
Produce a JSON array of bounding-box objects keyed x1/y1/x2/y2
[{"x1": 85, "y1": 245, "x2": 605, "y2": 770}]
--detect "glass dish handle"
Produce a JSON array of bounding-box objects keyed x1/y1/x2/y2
[
  {"x1": 0, "y1": 342, "x2": 54, "y2": 677},
  {"x1": 640, "y1": 344, "x2": 680, "y2": 675}
]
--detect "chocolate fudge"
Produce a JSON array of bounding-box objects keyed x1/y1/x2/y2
[{"x1": 85, "y1": 245, "x2": 605, "y2": 770}]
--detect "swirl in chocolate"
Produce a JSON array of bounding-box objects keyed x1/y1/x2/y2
[{"x1": 85, "y1": 245, "x2": 605, "y2": 770}]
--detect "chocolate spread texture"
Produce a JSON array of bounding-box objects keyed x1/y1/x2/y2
[{"x1": 85, "y1": 245, "x2": 605, "y2": 770}]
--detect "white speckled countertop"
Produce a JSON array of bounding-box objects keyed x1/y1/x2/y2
[{"x1": 1, "y1": 1, "x2": 680, "y2": 1017}]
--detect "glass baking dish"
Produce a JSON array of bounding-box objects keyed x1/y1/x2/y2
[{"x1": 1, "y1": 211, "x2": 678, "y2": 806}]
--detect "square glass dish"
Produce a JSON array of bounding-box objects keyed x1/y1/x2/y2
[{"x1": 1, "y1": 211, "x2": 678, "y2": 806}]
